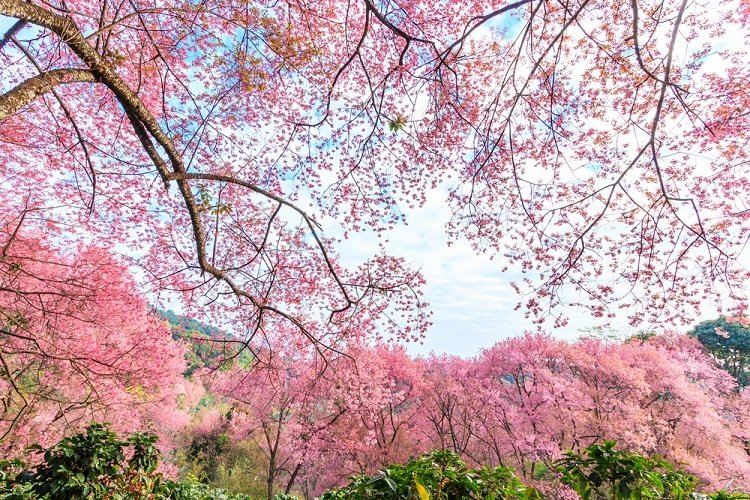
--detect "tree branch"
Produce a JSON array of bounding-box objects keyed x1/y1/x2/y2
[{"x1": 0, "y1": 69, "x2": 97, "y2": 121}]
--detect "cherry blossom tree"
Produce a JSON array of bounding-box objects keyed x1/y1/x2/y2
[
  {"x1": 419, "y1": 354, "x2": 483, "y2": 461},
  {"x1": 215, "y1": 355, "x2": 312, "y2": 498},
  {"x1": 0, "y1": 205, "x2": 186, "y2": 454},
  {"x1": 470, "y1": 334, "x2": 750, "y2": 490},
  {"x1": 0, "y1": 0, "x2": 430, "y2": 360},
  {"x1": 298, "y1": 345, "x2": 425, "y2": 486},
  {"x1": 215, "y1": 343, "x2": 424, "y2": 497},
  {"x1": 2, "y1": 0, "x2": 748, "y2": 341}
]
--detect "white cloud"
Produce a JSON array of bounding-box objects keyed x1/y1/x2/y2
[{"x1": 332, "y1": 186, "x2": 594, "y2": 356}]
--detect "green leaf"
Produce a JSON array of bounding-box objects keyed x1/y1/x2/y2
[{"x1": 383, "y1": 476, "x2": 397, "y2": 492}]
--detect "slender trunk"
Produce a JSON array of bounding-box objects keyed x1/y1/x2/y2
[
  {"x1": 285, "y1": 463, "x2": 302, "y2": 495},
  {"x1": 267, "y1": 465, "x2": 275, "y2": 499}
]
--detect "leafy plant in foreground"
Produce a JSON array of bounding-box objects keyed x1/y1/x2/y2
[
  {"x1": 0, "y1": 423, "x2": 251, "y2": 499},
  {"x1": 555, "y1": 441, "x2": 698, "y2": 499},
  {"x1": 318, "y1": 449, "x2": 542, "y2": 499},
  {"x1": 20, "y1": 423, "x2": 164, "y2": 498}
]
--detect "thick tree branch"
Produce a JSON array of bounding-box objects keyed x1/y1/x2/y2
[
  {"x1": 0, "y1": 0, "x2": 177, "y2": 180},
  {"x1": 0, "y1": 69, "x2": 97, "y2": 121}
]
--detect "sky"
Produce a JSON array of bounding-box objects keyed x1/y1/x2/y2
[
  {"x1": 331, "y1": 179, "x2": 741, "y2": 356},
  {"x1": 331, "y1": 187, "x2": 643, "y2": 357}
]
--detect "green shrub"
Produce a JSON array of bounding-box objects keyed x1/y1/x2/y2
[
  {"x1": 318, "y1": 449, "x2": 542, "y2": 499},
  {"x1": 690, "y1": 492, "x2": 750, "y2": 500},
  {"x1": 165, "y1": 475, "x2": 253, "y2": 500},
  {"x1": 6, "y1": 429, "x2": 749, "y2": 500},
  {"x1": 0, "y1": 423, "x2": 251, "y2": 499},
  {"x1": 555, "y1": 441, "x2": 698, "y2": 499}
]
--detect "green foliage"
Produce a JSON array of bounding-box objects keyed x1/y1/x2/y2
[
  {"x1": 164, "y1": 475, "x2": 252, "y2": 500},
  {"x1": 188, "y1": 431, "x2": 230, "y2": 468},
  {"x1": 21, "y1": 422, "x2": 164, "y2": 499},
  {"x1": 174, "y1": 431, "x2": 267, "y2": 498},
  {"x1": 195, "y1": 184, "x2": 233, "y2": 216},
  {"x1": 8, "y1": 423, "x2": 746, "y2": 500},
  {"x1": 388, "y1": 116, "x2": 406, "y2": 132},
  {"x1": 183, "y1": 429, "x2": 231, "y2": 485},
  {"x1": 699, "y1": 492, "x2": 750, "y2": 500},
  {"x1": 555, "y1": 441, "x2": 698, "y2": 499},
  {"x1": 128, "y1": 432, "x2": 161, "y2": 475},
  {"x1": 0, "y1": 423, "x2": 252, "y2": 499},
  {"x1": 156, "y1": 309, "x2": 254, "y2": 376},
  {"x1": 157, "y1": 309, "x2": 224, "y2": 339},
  {"x1": 689, "y1": 317, "x2": 750, "y2": 387},
  {"x1": 0, "y1": 458, "x2": 34, "y2": 499},
  {"x1": 318, "y1": 450, "x2": 542, "y2": 500}
]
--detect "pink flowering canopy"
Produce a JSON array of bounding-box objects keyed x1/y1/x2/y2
[
  {"x1": 0, "y1": 208, "x2": 186, "y2": 453},
  {"x1": 5, "y1": 1, "x2": 750, "y2": 494},
  {"x1": 211, "y1": 334, "x2": 750, "y2": 496},
  {"x1": 2, "y1": 0, "x2": 749, "y2": 347}
]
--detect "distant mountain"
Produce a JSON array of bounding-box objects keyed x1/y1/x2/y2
[
  {"x1": 156, "y1": 309, "x2": 225, "y2": 339},
  {"x1": 155, "y1": 309, "x2": 252, "y2": 376}
]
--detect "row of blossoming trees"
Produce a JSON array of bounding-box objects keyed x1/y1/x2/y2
[
  {"x1": 194, "y1": 333, "x2": 750, "y2": 498},
  {"x1": 0, "y1": 217, "x2": 748, "y2": 497}
]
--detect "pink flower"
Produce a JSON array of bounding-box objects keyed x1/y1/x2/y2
[{"x1": 715, "y1": 327, "x2": 731, "y2": 339}]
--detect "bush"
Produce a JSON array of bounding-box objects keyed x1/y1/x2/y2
[
  {"x1": 318, "y1": 449, "x2": 542, "y2": 499},
  {"x1": 319, "y1": 444, "x2": 750, "y2": 499},
  {"x1": 165, "y1": 475, "x2": 253, "y2": 500},
  {"x1": 0, "y1": 423, "x2": 251, "y2": 499},
  {"x1": 5, "y1": 429, "x2": 748, "y2": 499},
  {"x1": 554, "y1": 440, "x2": 743, "y2": 500}
]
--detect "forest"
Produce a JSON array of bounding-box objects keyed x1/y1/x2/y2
[
  {"x1": 2, "y1": 0, "x2": 750, "y2": 497},
  {"x1": 1, "y1": 309, "x2": 749, "y2": 498}
]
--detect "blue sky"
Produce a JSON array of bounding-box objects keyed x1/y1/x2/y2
[{"x1": 332, "y1": 187, "x2": 648, "y2": 356}]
